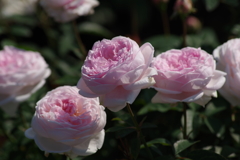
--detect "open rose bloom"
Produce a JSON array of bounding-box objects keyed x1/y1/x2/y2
[
  {"x1": 78, "y1": 36, "x2": 157, "y2": 112},
  {"x1": 25, "y1": 86, "x2": 106, "y2": 158},
  {"x1": 0, "y1": 46, "x2": 50, "y2": 115},
  {"x1": 40, "y1": 0, "x2": 99, "y2": 22},
  {"x1": 151, "y1": 47, "x2": 226, "y2": 106},
  {"x1": 213, "y1": 38, "x2": 240, "y2": 106}
]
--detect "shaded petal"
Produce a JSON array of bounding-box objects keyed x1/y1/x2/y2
[
  {"x1": 25, "y1": 128, "x2": 35, "y2": 139},
  {"x1": 102, "y1": 86, "x2": 141, "y2": 112},
  {"x1": 34, "y1": 134, "x2": 71, "y2": 153},
  {"x1": 123, "y1": 76, "x2": 155, "y2": 90},
  {"x1": 181, "y1": 78, "x2": 211, "y2": 92},
  {"x1": 77, "y1": 78, "x2": 99, "y2": 98},
  {"x1": 70, "y1": 130, "x2": 105, "y2": 158},
  {"x1": 152, "y1": 91, "x2": 204, "y2": 103}
]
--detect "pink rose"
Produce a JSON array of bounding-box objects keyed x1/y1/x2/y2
[
  {"x1": 213, "y1": 38, "x2": 240, "y2": 106},
  {"x1": 0, "y1": 46, "x2": 50, "y2": 116},
  {"x1": 40, "y1": 0, "x2": 99, "y2": 22},
  {"x1": 25, "y1": 86, "x2": 106, "y2": 158},
  {"x1": 151, "y1": 47, "x2": 226, "y2": 105},
  {"x1": 77, "y1": 36, "x2": 157, "y2": 112}
]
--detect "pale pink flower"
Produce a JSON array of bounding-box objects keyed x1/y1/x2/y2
[
  {"x1": 77, "y1": 36, "x2": 157, "y2": 112},
  {"x1": 25, "y1": 86, "x2": 106, "y2": 158},
  {"x1": 0, "y1": 46, "x2": 50, "y2": 116},
  {"x1": 40, "y1": 0, "x2": 99, "y2": 22},
  {"x1": 213, "y1": 38, "x2": 240, "y2": 106},
  {"x1": 151, "y1": 47, "x2": 226, "y2": 105}
]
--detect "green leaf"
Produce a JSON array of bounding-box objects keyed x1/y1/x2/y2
[
  {"x1": 204, "y1": 117, "x2": 223, "y2": 136},
  {"x1": 205, "y1": 103, "x2": 226, "y2": 117},
  {"x1": 204, "y1": 0, "x2": 219, "y2": 11},
  {"x1": 106, "y1": 126, "x2": 130, "y2": 132},
  {"x1": 150, "y1": 145, "x2": 163, "y2": 156},
  {"x1": 138, "y1": 103, "x2": 181, "y2": 115},
  {"x1": 78, "y1": 22, "x2": 114, "y2": 38},
  {"x1": 142, "y1": 138, "x2": 172, "y2": 148},
  {"x1": 141, "y1": 123, "x2": 157, "y2": 129},
  {"x1": 10, "y1": 26, "x2": 32, "y2": 37},
  {"x1": 1, "y1": 39, "x2": 17, "y2": 47},
  {"x1": 174, "y1": 140, "x2": 199, "y2": 155},
  {"x1": 154, "y1": 156, "x2": 175, "y2": 160},
  {"x1": 186, "y1": 150, "x2": 227, "y2": 160},
  {"x1": 187, "y1": 28, "x2": 219, "y2": 48},
  {"x1": 149, "y1": 138, "x2": 172, "y2": 146},
  {"x1": 116, "y1": 128, "x2": 135, "y2": 138},
  {"x1": 220, "y1": 146, "x2": 238, "y2": 158},
  {"x1": 222, "y1": 0, "x2": 239, "y2": 6},
  {"x1": 130, "y1": 138, "x2": 140, "y2": 160},
  {"x1": 144, "y1": 35, "x2": 182, "y2": 53}
]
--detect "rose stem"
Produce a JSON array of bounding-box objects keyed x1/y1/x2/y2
[
  {"x1": 182, "y1": 102, "x2": 188, "y2": 139},
  {"x1": 72, "y1": 20, "x2": 87, "y2": 57},
  {"x1": 126, "y1": 103, "x2": 153, "y2": 160},
  {"x1": 160, "y1": 2, "x2": 170, "y2": 35},
  {"x1": 182, "y1": 16, "x2": 187, "y2": 47}
]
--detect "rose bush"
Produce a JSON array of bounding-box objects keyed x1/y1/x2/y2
[
  {"x1": 0, "y1": 46, "x2": 50, "y2": 115},
  {"x1": 213, "y1": 38, "x2": 240, "y2": 106},
  {"x1": 40, "y1": 0, "x2": 99, "y2": 22},
  {"x1": 78, "y1": 36, "x2": 157, "y2": 112},
  {"x1": 25, "y1": 86, "x2": 106, "y2": 158},
  {"x1": 151, "y1": 47, "x2": 226, "y2": 105}
]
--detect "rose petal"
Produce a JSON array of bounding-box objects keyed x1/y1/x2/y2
[
  {"x1": 25, "y1": 128, "x2": 36, "y2": 139},
  {"x1": 101, "y1": 86, "x2": 141, "y2": 112},
  {"x1": 204, "y1": 70, "x2": 226, "y2": 90},
  {"x1": 152, "y1": 91, "x2": 204, "y2": 103},
  {"x1": 140, "y1": 42, "x2": 154, "y2": 67},
  {"x1": 77, "y1": 78, "x2": 99, "y2": 98},
  {"x1": 123, "y1": 76, "x2": 155, "y2": 90},
  {"x1": 71, "y1": 130, "x2": 105, "y2": 157},
  {"x1": 34, "y1": 134, "x2": 71, "y2": 153}
]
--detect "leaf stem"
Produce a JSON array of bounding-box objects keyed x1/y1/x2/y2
[
  {"x1": 126, "y1": 103, "x2": 153, "y2": 160},
  {"x1": 182, "y1": 102, "x2": 188, "y2": 139}
]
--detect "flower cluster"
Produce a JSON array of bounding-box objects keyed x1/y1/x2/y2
[{"x1": 2, "y1": 0, "x2": 240, "y2": 159}]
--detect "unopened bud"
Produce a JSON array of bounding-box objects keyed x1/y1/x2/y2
[
  {"x1": 174, "y1": 0, "x2": 193, "y2": 14},
  {"x1": 186, "y1": 16, "x2": 202, "y2": 32}
]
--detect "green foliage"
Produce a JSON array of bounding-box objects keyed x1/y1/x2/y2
[{"x1": 1, "y1": 0, "x2": 240, "y2": 159}]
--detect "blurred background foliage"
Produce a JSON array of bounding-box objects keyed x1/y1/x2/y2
[{"x1": 1, "y1": 0, "x2": 240, "y2": 159}]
